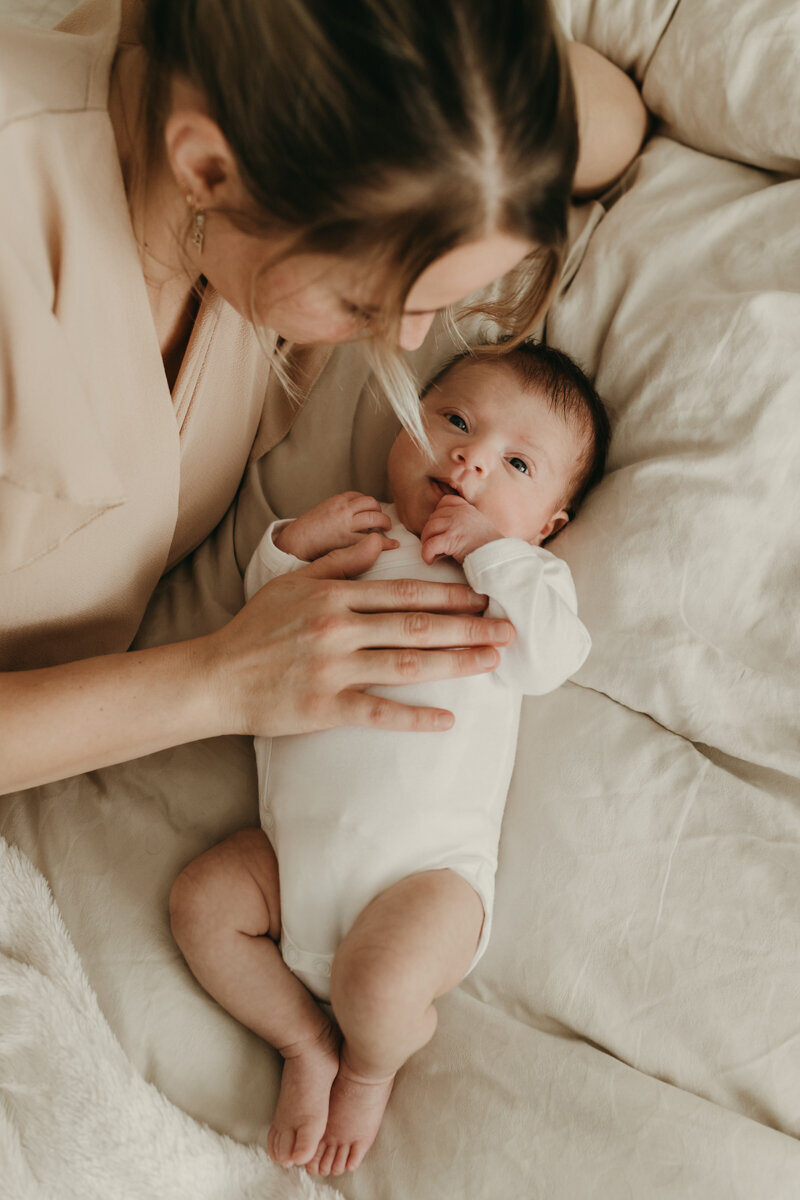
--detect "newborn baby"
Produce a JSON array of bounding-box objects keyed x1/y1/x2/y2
[{"x1": 170, "y1": 341, "x2": 609, "y2": 1178}]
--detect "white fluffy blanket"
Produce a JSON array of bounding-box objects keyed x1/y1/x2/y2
[{"x1": 0, "y1": 838, "x2": 336, "y2": 1200}]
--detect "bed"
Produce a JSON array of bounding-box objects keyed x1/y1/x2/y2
[{"x1": 2, "y1": 0, "x2": 799, "y2": 1197}]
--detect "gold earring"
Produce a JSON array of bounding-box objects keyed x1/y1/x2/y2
[{"x1": 186, "y1": 194, "x2": 205, "y2": 253}]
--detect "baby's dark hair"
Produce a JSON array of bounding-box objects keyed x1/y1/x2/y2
[{"x1": 427, "y1": 341, "x2": 610, "y2": 518}]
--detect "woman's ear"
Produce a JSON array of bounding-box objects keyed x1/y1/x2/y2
[
  {"x1": 163, "y1": 103, "x2": 242, "y2": 210},
  {"x1": 531, "y1": 509, "x2": 570, "y2": 546}
]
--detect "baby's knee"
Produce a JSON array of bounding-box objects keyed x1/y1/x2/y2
[
  {"x1": 169, "y1": 837, "x2": 251, "y2": 945},
  {"x1": 330, "y1": 940, "x2": 439, "y2": 1072},
  {"x1": 168, "y1": 857, "x2": 219, "y2": 952},
  {"x1": 331, "y1": 939, "x2": 426, "y2": 1035},
  {"x1": 170, "y1": 828, "x2": 280, "y2": 955}
]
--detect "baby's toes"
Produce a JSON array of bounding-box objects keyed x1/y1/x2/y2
[
  {"x1": 269, "y1": 1122, "x2": 315, "y2": 1167},
  {"x1": 306, "y1": 1137, "x2": 342, "y2": 1177},
  {"x1": 305, "y1": 1140, "x2": 327, "y2": 1176},
  {"x1": 268, "y1": 1125, "x2": 293, "y2": 1165},
  {"x1": 328, "y1": 1141, "x2": 355, "y2": 1176},
  {"x1": 293, "y1": 1119, "x2": 330, "y2": 1166}
]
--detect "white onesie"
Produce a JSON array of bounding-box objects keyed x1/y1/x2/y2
[{"x1": 244, "y1": 504, "x2": 590, "y2": 1001}]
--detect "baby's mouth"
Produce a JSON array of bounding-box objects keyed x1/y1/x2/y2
[{"x1": 430, "y1": 477, "x2": 462, "y2": 499}]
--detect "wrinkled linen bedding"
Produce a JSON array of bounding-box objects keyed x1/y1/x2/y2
[{"x1": 2, "y1": 0, "x2": 799, "y2": 1197}]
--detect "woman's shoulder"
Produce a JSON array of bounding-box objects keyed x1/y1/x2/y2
[{"x1": 0, "y1": 0, "x2": 121, "y2": 133}]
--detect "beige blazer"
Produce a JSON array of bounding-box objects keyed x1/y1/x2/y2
[{"x1": 0, "y1": 0, "x2": 325, "y2": 669}]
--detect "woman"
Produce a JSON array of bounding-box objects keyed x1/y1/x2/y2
[{"x1": 0, "y1": 0, "x2": 646, "y2": 794}]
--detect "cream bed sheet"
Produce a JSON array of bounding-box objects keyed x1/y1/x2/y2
[{"x1": 2, "y1": 0, "x2": 799, "y2": 1196}]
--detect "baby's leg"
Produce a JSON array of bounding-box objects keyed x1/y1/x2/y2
[
  {"x1": 307, "y1": 868, "x2": 484, "y2": 1177},
  {"x1": 169, "y1": 828, "x2": 339, "y2": 1167}
]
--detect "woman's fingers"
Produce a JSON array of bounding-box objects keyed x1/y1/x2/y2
[
  {"x1": 333, "y1": 640, "x2": 506, "y2": 729},
  {"x1": 346, "y1": 645, "x2": 501, "y2": 690},
  {"x1": 299, "y1": 538, "x2": 491, "y2": 614},
  {"x1": 348, "y1": 609, "x2": 513, "y2": 651},
  {"x1": 346, "y1": 576, "x2": 493, "y2": 618},
  {"x1": 300, "y1": 534, "x2": 388, "y2": 579},
  {"x1": 333, "y1": 532, "x2": 398, "y2": 551},
  {"x1": 335, "y1": 690, "x2": 456, "y2": 733},
  {"x1": 297, "y1": 540, "x2": 512, "y2": 644}
]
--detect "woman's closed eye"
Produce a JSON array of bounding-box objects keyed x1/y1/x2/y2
[{"x1": 342, "y1": 301, "x2": 372, "y2": 324}]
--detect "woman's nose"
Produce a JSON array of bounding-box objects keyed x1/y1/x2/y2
[{"x1": 397, "y1": 311, "x2": 436, "y2": 351}]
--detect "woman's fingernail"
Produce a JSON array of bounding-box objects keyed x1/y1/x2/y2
[
  {"x1": 477, "y1": 648, "x2": 499, "y2": 667},
  {"x1": 491, "y1": 622, "x2": 514, "y2": 642},
  {"x1": 435, "y1": 710, "x2": 455, "y2": 730}
]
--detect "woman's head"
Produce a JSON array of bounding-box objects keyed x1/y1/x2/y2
[{"x1": 142, "y1": 0, "x2": 577, "y2": 427}]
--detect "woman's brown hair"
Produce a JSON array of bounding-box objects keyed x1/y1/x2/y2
[{"x1": 142, "y1": 0, "x2": 578, "y2": 437}]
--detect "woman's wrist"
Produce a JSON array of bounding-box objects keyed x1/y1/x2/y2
[{"x1": 193, "y1": 626, "x2": 250, "y2": 738}]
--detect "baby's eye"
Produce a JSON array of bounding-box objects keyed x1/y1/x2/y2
[
  {"x1": 446, "y1": 413, "x2": 468, "y2": 431},
  {"x1": 508, "y1": 456, "x2": 531, "y2": 475}
]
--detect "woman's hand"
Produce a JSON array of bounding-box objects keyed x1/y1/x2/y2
[
  {"x1": 206, "y1": 534, "x2": 515, "y2": 737},
  {"x1": 0, "y1": 536, "x2": 513, "y2": 794}
]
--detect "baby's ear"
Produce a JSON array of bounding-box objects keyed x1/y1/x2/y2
[{"x1": 531, "y1": 509, "x2": 570, "y2": 547}]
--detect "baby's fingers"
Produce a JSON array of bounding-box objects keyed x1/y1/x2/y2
[
  {"x1": 420, "y1": 512, "x2": 449, "y2": 539},
  {"x1": 434, "y1": 493, "x2": 471, "y2": 512},
  {"x1": 353, "y1": 507, "x2": 394, "y2": 535},
  {"x1": 420, "y1": 533, "x2": 452, "y2": 565}
]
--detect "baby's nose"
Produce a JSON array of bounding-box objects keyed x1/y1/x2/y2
[{"x1": 452, "y1": 443, "x2": 486, "y2": 473}]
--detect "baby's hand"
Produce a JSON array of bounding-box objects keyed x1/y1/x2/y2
[
  {"x1": 420, "y1": 495, "x2": 502, "y2": 565},
  {"x1": 275, "y1": 492, "x2": 398, "y2": 561}
]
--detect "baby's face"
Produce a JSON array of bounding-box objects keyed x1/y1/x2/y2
[{"x1": 387, "y1": 360, "x2": 585, "y2": 545}]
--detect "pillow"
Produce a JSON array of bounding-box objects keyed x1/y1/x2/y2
[
  {"x1": 642, "y1": 0, "x2": 800, "y2": 175},
  {"x1": 546, "y1": 136, "x2": 800, "y2": 776},
  {"x1": 551, "y1": 0, "x2": 679, "y2": 80},
  {"x1": 0, "y1": 0, "x2": 75, "y2": 27}
]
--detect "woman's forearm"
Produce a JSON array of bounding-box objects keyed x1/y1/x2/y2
[
  {"x1": 1, "y1": 539, "x2": 514, "y2": 795},
  {"x1": 0, "y1": 638, "x2": 220, "y2": 795},
  {"x1": 568, "y1": 41, "x2": 650, "y2": 198}
]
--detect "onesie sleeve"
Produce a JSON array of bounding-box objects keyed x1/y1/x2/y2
[
  {"x1": 243, "y1": 519, "x2": 307, "y2": 600},
  {"x1": 462, "y1": 538, "x2": 591, "y2": 695}
]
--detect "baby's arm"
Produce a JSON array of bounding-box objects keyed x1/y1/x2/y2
[
  {"x1": 463, "y1": 539, "x2": 590, "y2": 695},
  {"x1": 419, "y1": 496, "x2": 589, "y2": 695},
  {"x1": 244, "y1": 493, "x2": 397, "y2": 600},
  {"x1": 567, "y1": 42, "x2": 650, "y2": 198}
]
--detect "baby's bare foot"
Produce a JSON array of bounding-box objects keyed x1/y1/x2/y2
[
  {"x1": 306, "y1": 1055, "x2": 394, "y2": 1177},
  {"x1": 268, "y1": 1022, "x2": 340, "y2": 1168}
]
